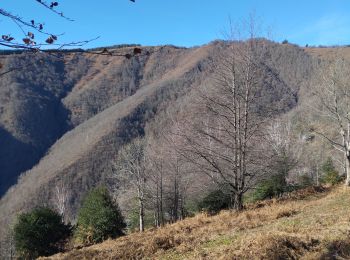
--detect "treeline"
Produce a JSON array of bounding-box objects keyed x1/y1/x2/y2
[{"x1": 0, "y1": 44, "x2": 142, "y2": 56}]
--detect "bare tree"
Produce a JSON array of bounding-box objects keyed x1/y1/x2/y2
[
  {"x1": 267, "y1": 119, "x2": 301, "y2": 179},
  {"x1": 145, "y1": 134, "x2": 165, "y2": 227},
  {"x1": 163, "y1": 129, "x2": 194, "y2": 222},
  {"x1": 114, "y1": 137, "x2": 147, "y2": 232},
  {"x1": 177, "y1": 18, "x2": 279, "y2": 210},
  {"x1": 311, "y1": 58, "x2": 350, "y2": 186},
  {"x1": 52, "y1": 180, "x2": 70, "y2": 222}
]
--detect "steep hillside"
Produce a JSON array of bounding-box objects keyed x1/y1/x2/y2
[
  {"x1": 0, "y1": 41, "x2": 315, "y2": 244},
  {"x1": 0, "y1": 53, "x2": 75, "y2": 195},
  {"x1": 0, "y1": 45, "x2": 197, "y2": 195},
  {"x1": 0, "y1": 44, "x2": 216, "y2": 223},
  {"x1": 44, "y1": 186, "x2": 350, "y2": 259}
]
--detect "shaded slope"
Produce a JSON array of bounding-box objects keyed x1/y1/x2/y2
[{"x1": 0, "y1": 54, "x2": 76, "y2": 195}]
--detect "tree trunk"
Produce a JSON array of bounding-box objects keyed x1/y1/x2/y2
[
  {"x1": 173, "y1": 176, "x2": 179, "y2": 222},
  {"x1": 160, "y1": 173, "x2": 164, "y2": 226},
  {"x1": 233, "y1": 192, "x2": 243, "y2": 211},
  {"x1": 139, "y1": 199, "x2": 145, "y2": 232},
  {"x1": 154, "y1": 183, "x2": 160, "y2": 227},
  {"x1": 345, "y1": 151, "x2": 350, "y2": 186}
]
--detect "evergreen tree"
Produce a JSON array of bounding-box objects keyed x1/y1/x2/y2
[
  {"x1": 13, "y1": 207, "x2": 70, "y2": 259},
  {"x1": 321, "y1": 158, "x2": 341, "y2": 185},
  {"x1": 75, "y1": 186, "x2": 126, "y2": 245}
]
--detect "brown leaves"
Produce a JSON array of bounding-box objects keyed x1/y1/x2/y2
[
  {"x1": 2, "y1": 35, "x2": 14, "y2": 42},
  {"x1": 22, "y1": 38, "x2": 33, "y2": 45},
  {"x1": 28, "y1": 32, "x2": 35, "y2": 39},
  {"x1": 30, "y1": 20, "x2": 44, "y2": 31},
  {"x1": 22, "y1": 32, "x2": 37, "y2": 45},
  {"x1": 50, "y1": 2, "x2": 59, "y2": 8},
  {"x1": 45, "y1": 35, "x2": 57, "y2": 44},
  {"x1": 45, "y1": 37, "x2": 54, "y2": 44},
  {"x1": 22, "y1": 38, "x2": 31, "y2": 44}
]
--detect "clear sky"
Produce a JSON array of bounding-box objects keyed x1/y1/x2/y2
[{"x1": 1, "y1": 0, "x2": 350, "y2": 48}]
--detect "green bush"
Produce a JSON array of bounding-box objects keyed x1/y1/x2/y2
[
  {"x1": 198, "y1": 189, "x2": 232, "y2": 214},
  {"x1": 321, "y1": 158, "x2": 342, "y2": 185},
  {"x1": 74, "y1": 186, "x2": 126, "y2": 245},
  {"x1": 252, "y1": 174, "x2": 291, "y2": 201},
  {"x1": 13, "y1": 207, "x2": 71, "y2": 259}
]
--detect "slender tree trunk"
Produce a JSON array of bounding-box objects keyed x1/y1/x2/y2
[
  {"x1": 345, "y1": 150, "x2": 350, "y2": 186},
  {"x1": 173, "y1": 174, "x2": 179, "y2": 222},
  {"x1": 160, "y1": 171, "x2": 164, "y2": 226},
  {"x1": 139, "y1": 198, "x2": 145, "y2": 232},
  {"x1": 154, "y1": 183, "x2": 160, "y2": 227},
  {"x1": 180, "y1": 194, "x2": 186, "y2": 220}
]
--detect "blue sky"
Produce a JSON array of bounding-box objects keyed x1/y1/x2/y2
[{"x1": 1, "y1": 0, "x2": 350, "y2": 48}]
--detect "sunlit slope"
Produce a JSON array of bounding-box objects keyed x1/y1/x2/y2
[{"x1": 45, "y1": 186, "x2": 350, "y2": 259}]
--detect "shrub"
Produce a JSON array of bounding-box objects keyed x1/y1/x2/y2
[
  {"x1": 74, "y1": 186, "x2": 126, "y2": 245},
  {"x1": 252, "y1": 174, "x2": 291, "y2": 201},
  {"x1": 321, "y1": 158, "x2": 342, "y2": 185},
  {"x1": 13, "y1": 207, "x2": 71, "y2": 259},
  {"x1": 198, "y1": 188, "x2": 232, "y2": 214}
]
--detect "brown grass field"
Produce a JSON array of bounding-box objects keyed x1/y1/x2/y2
[{"x1": 43, "y1": 186, "x2": 350, "y2": 259}]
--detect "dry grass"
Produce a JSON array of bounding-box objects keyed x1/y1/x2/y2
[{"x1": 43, "y1": 185, "x2": 350, "y2": 260}]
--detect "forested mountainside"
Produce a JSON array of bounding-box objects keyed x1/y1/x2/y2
[
  {"x1": 0, "y1": 44, "x2": 192, "y2": 196},
  {"x1": 0, "y1": 40, "x2": 317, "y2": 242}
]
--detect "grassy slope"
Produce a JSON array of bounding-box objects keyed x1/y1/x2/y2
[{"x1": 44, "y1": 186, "x2": 350, "y2": 260}]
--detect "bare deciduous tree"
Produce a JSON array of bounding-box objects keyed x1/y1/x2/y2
[
  {"x1": 177, "y1": 18, "x2": 279, "y2": 210},
  {"x1": 311, "y1": 58, "x2": 350, "y2": 186},
  {"x1": 114, "y1": 137, "x2": 147, "y2": 232},
  {"x1": 267, "y1": 119, "x2": 301, "y2": 180},
  {"x1": 52, "y1": 180, "x2": 70, "y2": 222},
  {"x1": 146, "y1": 134, "x2": 165, "y2": 227}
]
